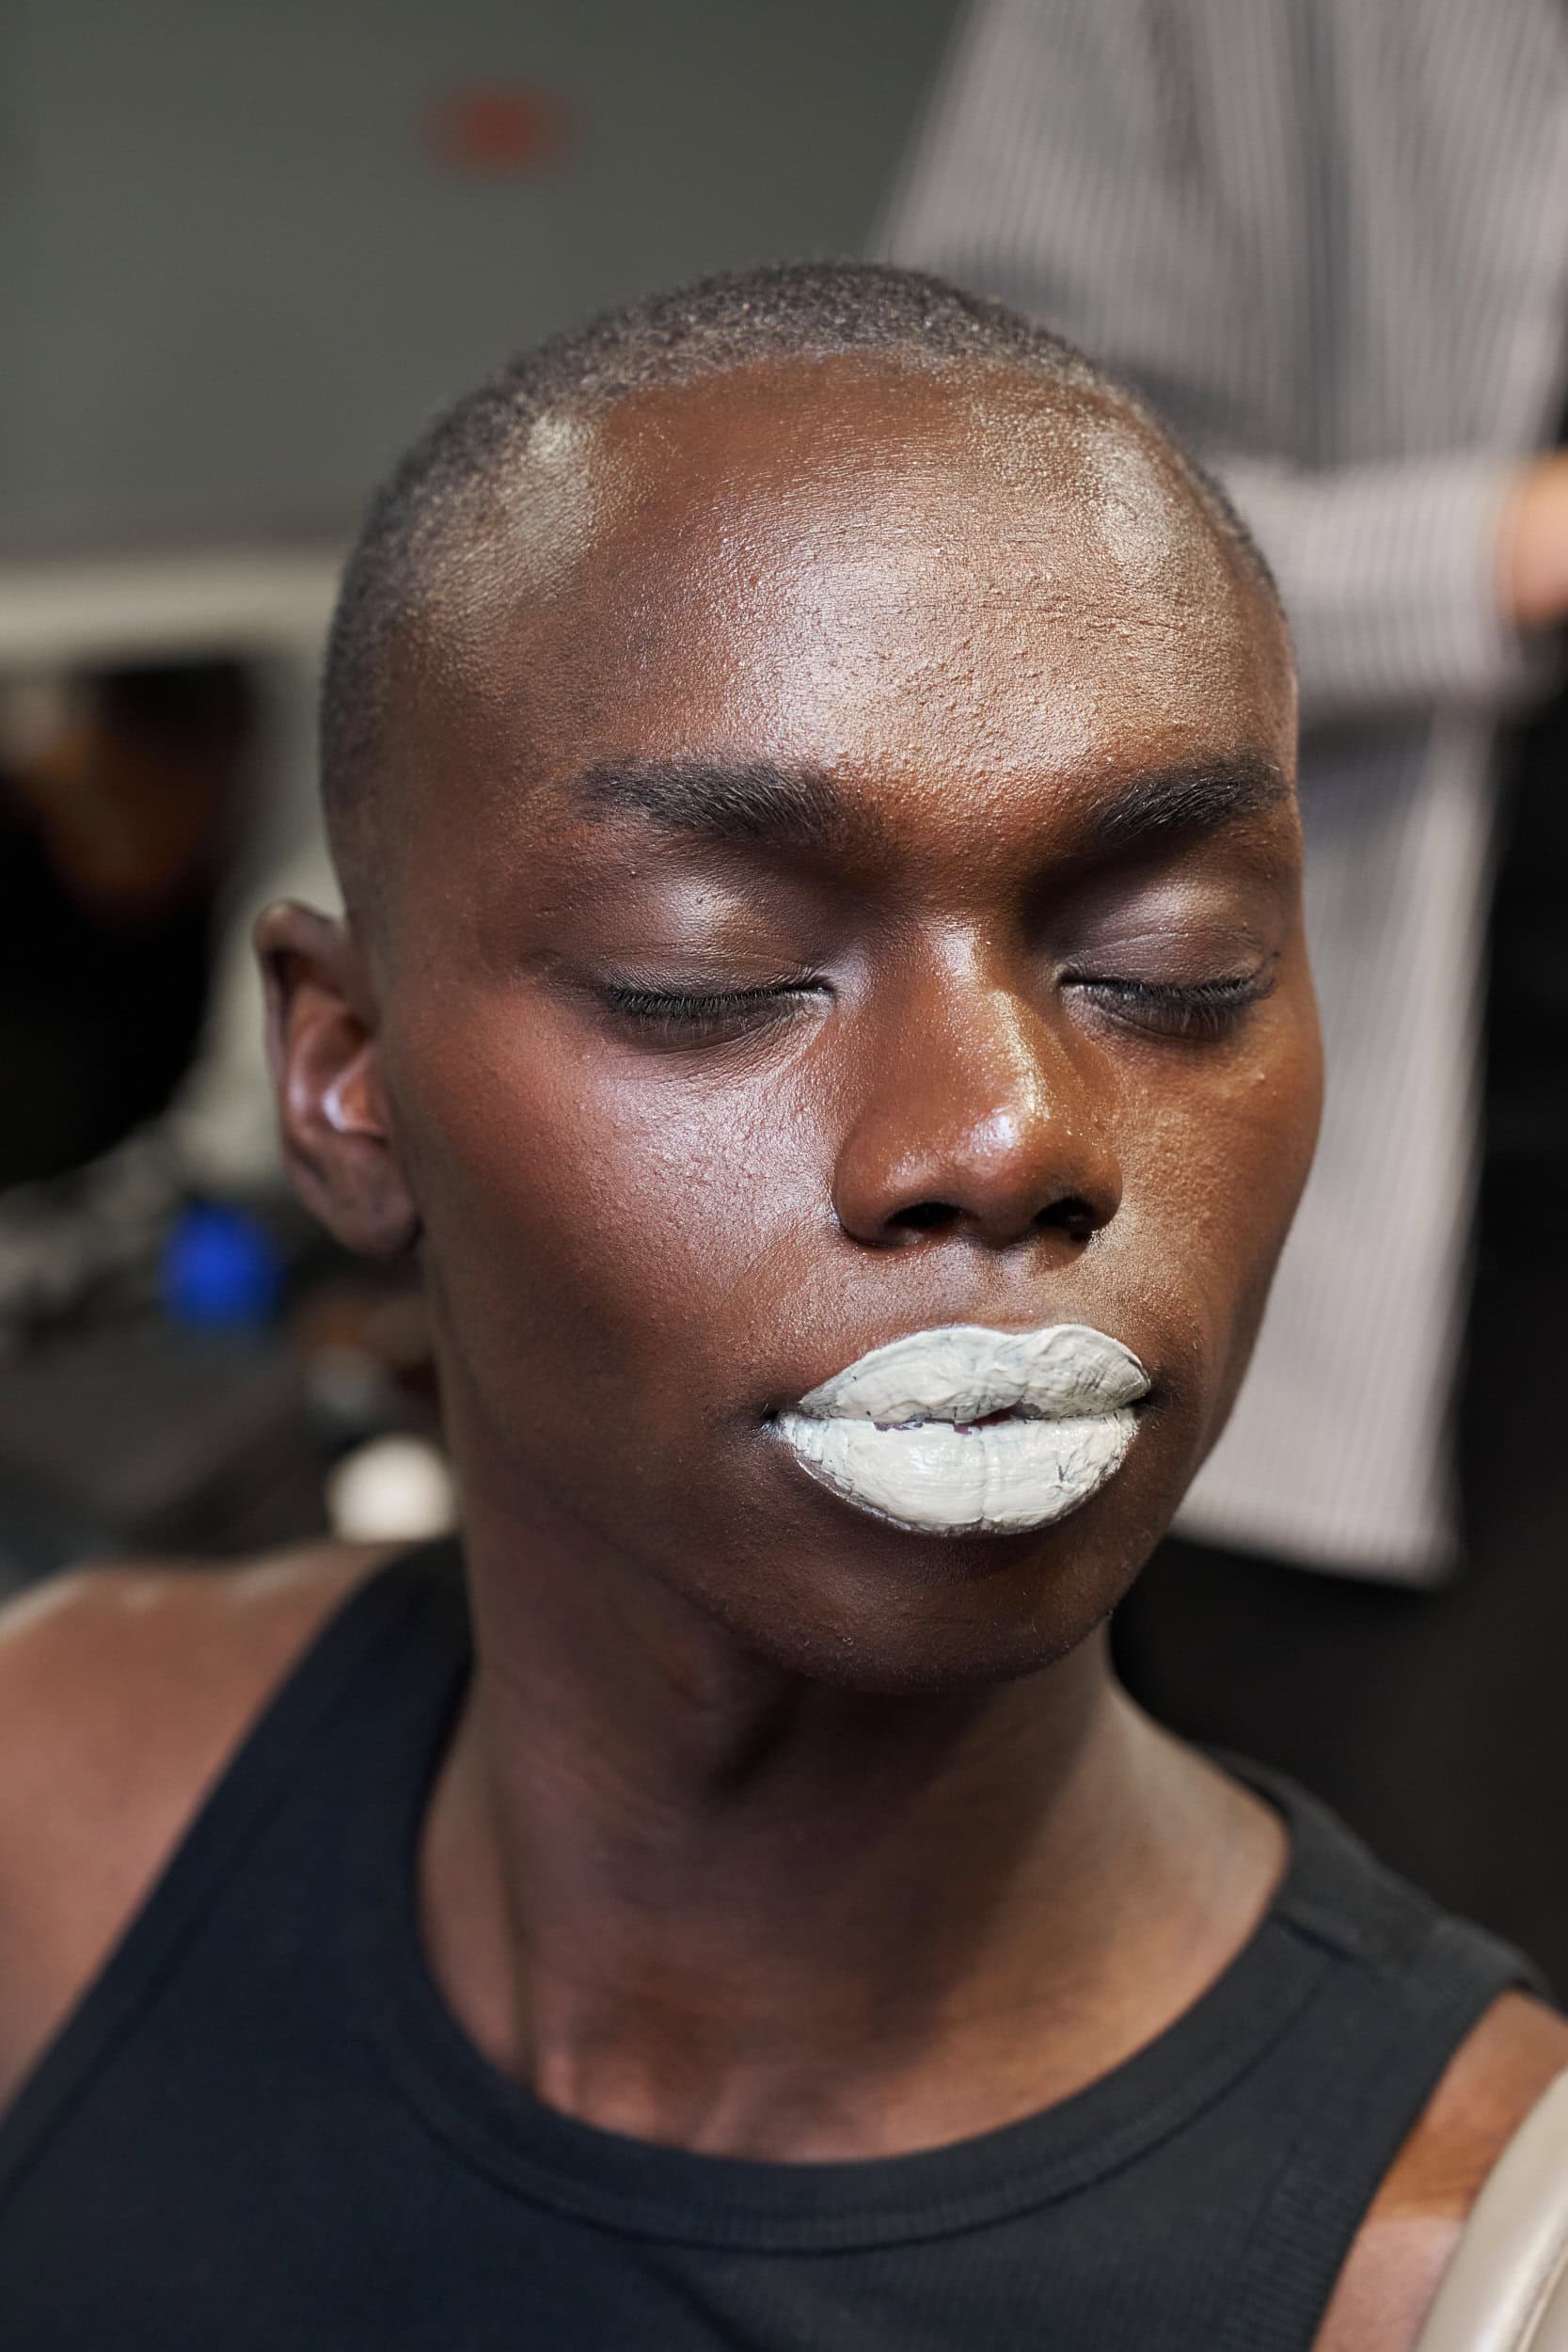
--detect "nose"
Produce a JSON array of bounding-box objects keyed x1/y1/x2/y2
[{"x1": 831, "y1": 964, "x2": 1122, "y2": 1252}]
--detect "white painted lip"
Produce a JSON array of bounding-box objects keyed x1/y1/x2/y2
[{"x1": 776, "y1": 1323, "x2": 1149, "y2": 1537}]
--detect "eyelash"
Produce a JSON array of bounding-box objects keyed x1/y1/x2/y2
[
  {"x1": 601, "y1": 981, "x2": 823, "y2": 1041},
  {"x1": 600, "y1": 966, "x2": 1275, "y2": 1046},
  {"x1": 1069, "y1": 969, "x2": 1275, "y2": 1039}
]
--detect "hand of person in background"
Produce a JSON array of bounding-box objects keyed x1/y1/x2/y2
[{"x1": 1501, "y1": 451, "x2": 1568, "y2": 628}]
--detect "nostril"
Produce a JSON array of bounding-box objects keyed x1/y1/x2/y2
[
  {"x1": 879, "y1": 1193, "x2": 1102, "y2": 1245},
  {"x1": 887, "y1": 1200, "x2": 960, "y2": 1236},
  {"x1": 1043, "y1": 1196, "x2": 1100, "y2": 1246}
]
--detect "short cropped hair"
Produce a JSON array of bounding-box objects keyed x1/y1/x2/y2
[{"x1": 321, "y1": 260, "x2": 1279, "y2": 898}]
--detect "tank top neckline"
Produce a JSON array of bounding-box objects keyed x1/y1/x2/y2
[{"x1": 332, "y1": 1546, "x2": 1390, "y2": 2253}]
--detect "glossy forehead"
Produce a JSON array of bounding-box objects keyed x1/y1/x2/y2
[{"x1": 397, "y1": 358, "x2": 1292, "y2": 854}]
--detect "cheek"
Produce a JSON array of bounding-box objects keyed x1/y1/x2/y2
[
  {"x1": 391, "y1": 1008, "x2": 829, "y2": 1437},
  {"x1": 1115, "y1": 1003, "x2": 1321, "y2": 1426}
]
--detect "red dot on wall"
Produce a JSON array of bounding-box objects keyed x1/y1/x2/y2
[{"x1": 428, "y1": 86, "x2": 574, "y2": 176}]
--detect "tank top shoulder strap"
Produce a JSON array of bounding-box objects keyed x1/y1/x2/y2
[
  {"x1": 1214, "y1": 1762, "x2": 1543, "y2": 2351},
  {"x1": 0, "y1": 1539, "x2": 469, "y2": 2202}
]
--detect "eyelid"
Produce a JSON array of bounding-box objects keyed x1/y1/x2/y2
[
  {"x1": 600, "y1": 974, "x2": 827, "y2": 1009},
  {"x1": 1062, "y1": 946, "x2": 1278, "y2": 993},
  {"x1": 596, "y1": 974, "x2": 830, "y2": 1041},
  {"x1": 1065, "y1": 961, "x2": 1279, "y2": 1039}
]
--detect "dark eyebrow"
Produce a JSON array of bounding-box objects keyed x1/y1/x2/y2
[
  {"x1": 572, "y1": 757, "x2": 855, "y2": 853},
  {"x1": 569, "y1": 749, "x2": 1288, "y2": 860},
  {"x1": 1087, "y1": 754, "x2": 1291, "y2": 851}
]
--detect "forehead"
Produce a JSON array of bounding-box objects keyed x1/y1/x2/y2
[{"x1": 417, "y1": 359, "x2": 1290, "y2": 840}]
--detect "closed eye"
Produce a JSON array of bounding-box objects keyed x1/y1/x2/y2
[
  {"x1": 600, "y1": 978, "x2": 829, "y2": 1045},
  {"x1": 1067, "y1": 964, "x2": 1277, "y2": 1041}
]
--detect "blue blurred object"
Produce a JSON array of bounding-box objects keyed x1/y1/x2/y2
[{"x1": 160, "y1": 1201, "x2": 282, "y2": 1331}]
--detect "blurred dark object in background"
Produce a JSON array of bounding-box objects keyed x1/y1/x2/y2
[
  {"x1": 0, "y1": 653, "x2": 452, "y2": 1590},
  {"x1": 1483, "y1": 659, "x2": 1568, "y2": 1234},
  {"x1": 0, "y1": 660, "x2": 249, "y2": 1190},
  {"x1": 0, "y1": 1224, "x2": 450, "y2": 1599},
  {"x1": 0, "y1": 1321, "x2": 323, "y2": 1593}
]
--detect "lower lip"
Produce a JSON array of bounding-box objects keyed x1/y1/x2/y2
[{"x1": 775, "y1": 1409, "x2": 1139, "y2": 1537}]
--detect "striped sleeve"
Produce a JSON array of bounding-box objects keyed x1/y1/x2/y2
[
  {"x1": 879, "y1": 0, "x2": 1542, "y2": 727},
  {"x1": 1216, "y1": 454, "x2": 1535, "y2": 722}
]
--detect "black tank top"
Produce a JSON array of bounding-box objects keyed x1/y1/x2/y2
[{"x1": 0, "y1": 1543, "x2": 1534, "y2": 2351}]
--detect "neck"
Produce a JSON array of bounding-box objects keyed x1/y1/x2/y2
[{"x1": 420, "y1": 1497, "x2": 1285, "y2": 2162}]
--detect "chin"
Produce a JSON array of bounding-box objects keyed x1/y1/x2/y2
[{"x1": 698, "y1": 1510, "x2": 1147, "y2": 1696}]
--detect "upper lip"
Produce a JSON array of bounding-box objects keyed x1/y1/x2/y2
[{"x1": 788, "y1": 1324, "x2": 1149, "y2": 1426}]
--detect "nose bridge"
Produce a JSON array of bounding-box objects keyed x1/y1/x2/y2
[
  {"x1": 968, "y1": 981, "x2": 1053, "y2": 1129},
  {"x1": 832, "y1": 939, "x2": 1121, "y2": 1249},
  {"x1": 932, "y1": 978, "x2": 1053, "y2": 1168}
]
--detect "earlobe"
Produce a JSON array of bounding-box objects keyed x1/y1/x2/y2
[{"x1": 254, "y1": 900, "x2": 421, "y2": 1259}]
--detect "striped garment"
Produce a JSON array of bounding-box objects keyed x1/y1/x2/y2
[{"x1": 881, "y1": 0, "x2": 1568, "y2": 1581}]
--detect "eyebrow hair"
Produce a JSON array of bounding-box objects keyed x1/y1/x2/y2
[
  {"x1": 1087, "y1": 754, "x2": 1290, "y2": 850},
  {"x1": 572, "y1": 757, "x2": 856, "y2": 853},
  {"x1": 569, "y1": 748, "x2": 1289, "y2": 859}
]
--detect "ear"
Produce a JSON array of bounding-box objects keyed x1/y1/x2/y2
[{"x1": 255, "y1": 900, "x2": 420, "y2": 1257}]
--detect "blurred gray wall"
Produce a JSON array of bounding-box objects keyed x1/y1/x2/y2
[{"x1": 0, "y1": 0, "x2": 958, "y2": 557}]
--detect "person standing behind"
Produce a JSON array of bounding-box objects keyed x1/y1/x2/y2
[{"x1": 882, "y1": 0, "x2": 1568, "y2": 1964}]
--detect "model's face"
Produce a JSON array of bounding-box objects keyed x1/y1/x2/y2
[{"x1": 277, "y1": 361, "x2": 1318, "y2": 1689}]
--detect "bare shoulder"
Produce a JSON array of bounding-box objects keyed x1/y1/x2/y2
[
  {"x1": 0, "y1": 1542, "x2": 393, "y2": 2112},
  {"x1": 1314, "y1": 1989, "x2": 1568, "y2": 2351}
]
